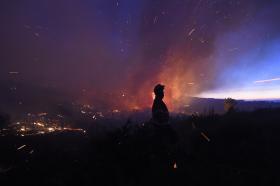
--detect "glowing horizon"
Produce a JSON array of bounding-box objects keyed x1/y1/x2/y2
[{"x1": 198, "y1": 88, "x2": 280, "y2": 100}]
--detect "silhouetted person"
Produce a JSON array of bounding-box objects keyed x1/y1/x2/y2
[{"x1": 152, "y1": 84, "x2": 169, "y2": 124}]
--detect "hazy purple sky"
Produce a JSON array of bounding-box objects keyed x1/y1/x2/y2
[{"x1": 1, "y1": 0, "x2": 280, "y2": 110}]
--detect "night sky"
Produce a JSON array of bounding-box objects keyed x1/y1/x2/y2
[{"x1": 1, "y1": 0, "x2": 280, "y2": 111}]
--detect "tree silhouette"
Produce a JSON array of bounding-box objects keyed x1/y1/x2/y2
[{"x1": 224, "y1": 98, "x2": 237, "y2": 113}]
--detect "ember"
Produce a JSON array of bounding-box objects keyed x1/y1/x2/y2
[{"x1": 17, "y1": 145, "x2": 26, "y2": 150}]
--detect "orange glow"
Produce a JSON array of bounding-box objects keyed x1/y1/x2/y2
[
  {"x1": 156, "y1": 54, "x2": 197, "y2": 111},
  {"x1": 124, "y1": 53, "x2": 198, "y2": 112},
  {"x1": 78, "y1": 53, "x2": 199, "y2": 112}
]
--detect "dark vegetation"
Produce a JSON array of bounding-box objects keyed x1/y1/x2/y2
[{"x1": 1, "y1": 108, "x2": 280, "y2": 186}]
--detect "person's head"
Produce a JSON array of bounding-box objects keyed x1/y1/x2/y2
[{"x1": 154, "y1": 84, "x2": 165, "y2": 99}]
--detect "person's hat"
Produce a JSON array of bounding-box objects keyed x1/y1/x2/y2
[{"x1": 154, "y1": 84, "x2": 165, "y2": 94}]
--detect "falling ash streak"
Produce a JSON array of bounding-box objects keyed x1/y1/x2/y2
[
  {"x1": 254, "y1": 77, "x2": 280, "y2": 83},
  {"x1": 201, "y1": 132, "x2": 210, "y2": 142},
  {"x1": 173, "y1": 162, "x2": 177, "y2": 169},
  {"x1": 17, "y1": 145, "x2": 26, "y2": 150},
  {"x1": 188, "y1": 28, "x2": 196, "y2": 36},
  {"x1": 9, "y1": 72, "x2": 19, "y2": 74},
  {"x1": 153, "y1": 16, "x2": 158, "y2": 24}
]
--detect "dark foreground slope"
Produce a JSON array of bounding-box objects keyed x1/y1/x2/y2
[{"x1": 1, "y1": 108, "x2": 280, "y2": 186}]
